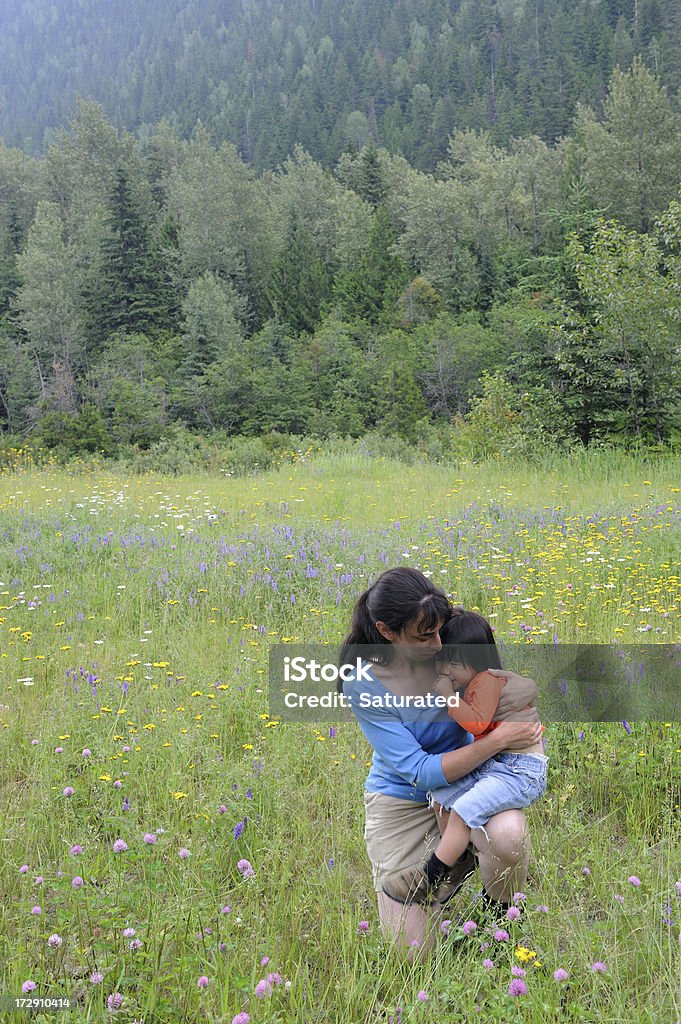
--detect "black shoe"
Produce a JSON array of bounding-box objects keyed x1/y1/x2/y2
[{"x1": 432, "y1": 847, "x2": 477, "y2": 905}]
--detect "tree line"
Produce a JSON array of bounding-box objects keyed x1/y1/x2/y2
[{"x1": 0, "y1": 60, "x2": 680, "y2": 456}]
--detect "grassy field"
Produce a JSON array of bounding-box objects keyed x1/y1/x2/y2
[{"x1": 0, "y1": 451, "x2": 679, "y2": 1023}]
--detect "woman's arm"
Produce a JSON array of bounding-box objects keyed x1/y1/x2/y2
[
  {"x1": 441, "y1": 720, "x2": 543, "y2": 782},
  {"x1": 486, "y1": 670, "x2": 539, "y2": 721}
]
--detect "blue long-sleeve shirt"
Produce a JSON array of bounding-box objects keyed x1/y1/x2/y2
[{"x1": 343, "y1": 664, "x2": 473, "y2": 802}]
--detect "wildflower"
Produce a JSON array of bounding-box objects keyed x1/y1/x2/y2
[
  {"x1": 553, "y1": 968, "x2": 569, "y2": 981},
  {"x1": 261, "y1": 956, "x2": 270, "y2": 966},
  {"x1": 113, "y1": 780, "x2": 122, "y2": 789},
  {"x1": 90, "y1": 972, "x2": 104, "y2": 984},
  {"x1": 129, "y1": 939, "x2": 142, "y2": 951},
  {"x1": 628, "y1": 875, "x2": 641, "y2": 887},
  {"x1": 55, "y1": 747, "x2": 63, "y2": 753},
  {"x1": 82, "y1": 748, "x2": 91, "y2": 757},
  {"x1": 47, "y1": 934, "x2": 63, "y2": 948},
  {"x1": 236, "y1": 858, "x2": 254, "y2": 877},
  {"x1": 197, "y1": 976, "x2": 209, "y2": 989},
  {"x1": 112, "y1": 839, "x2": 128, "y2": 853},
  {"x1": 463, "y1": 920, "x2": 477, "y2": 935},
  {"x1": 267, "y1": 972, "x2": 282, "y2": 985},
  {"x1": 357, "y1": 920, "x2": 370, "y2": 933},
  {"x1": 31, "y1": 739, "x2": 39, "y2": 746},
  {"x1": 221, "y1": 905, "x2": 231, "y2": 914},
  {"x1": 22, "y1": 981, "x2": 37, "y2": 993},
  {"x1": 535, "y1": 905, "x2": 549, "y2": 913},
  {"x1": 591, "y1": 961, "x2": 607, "y2": 973},
  {"x1": 513, "y1": 892, "x2": 526, "y2": 903},
  {"x1": 233, "y1": 821, "x2": 245, "y2": 840},
  {"x1": 178, "y1": 848, "x2": 191, "y2": 859},
  {"x1": 582, "y1": 867, "x2": 590, "y2": 876},
  {"x1": 614, "y1": 894, "x2": 625, "y2": 903},
  {"x1": 440, "y1": 919, "x2": 451, "y2": 935},
  {"x1": 123, "y1": 928, "x2": 136, "y2": 938},
  {"x1": 63, "y1": 786, "x2": 75, "y2": 797},
  {"x1": 508, "y1": 979, "x2": 527, "y2": 997},
  {"x1": 622, "y1": 721, "x2": 632, "y2": 734},
  {"x1": 483, "y1": 959, "x2": 494, "y2": 969},
  {"x1": 494, "y1": 929, "x2": 509, "y2": 941},
  {"x1": 107, "y1": 992, "x2": 123, "y2": 1011},
  {"x1": 675, "y1": 881, "x2": 681, "y2": 897},
  {"x1": 20, "y1": 865, "x2": 29, "y2": 874},
  {"x1": 31, "y1": 905, "x2": 42, "y2": 915},
  {"x1": 417, "y1": 990, "x2": 428, "y2": 1001},
  {"x1": 231, "y1": 1015, "x2": 250, "y2": 1024},
  {"x1": 143, "y1": 833, "x2": 157, "y2": 845},
  {"x1": 506, "y1": 906, "x2": 521, "y2": 921},
  {"x1": 254, "y1": 979, "x2": 270, "y2": 998},
  {"x1": 72, "y1": 877, "x2": 84, "y2": 889},
  {"x1": 511, "y1": 966, "x2": 526, "y2": 977},
  {"x1": 34, "y1": 876, "x2": 43, "y2": 885},
  {"x1": 70, "y1": 844, "x2": 83, "y2": 856}
]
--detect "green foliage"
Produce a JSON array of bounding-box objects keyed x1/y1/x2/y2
[{"x1": 36, "y1": 405, "x2": 112, "y2": 455}]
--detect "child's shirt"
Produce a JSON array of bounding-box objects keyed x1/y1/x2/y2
[{"x1": 440, "y1": 669, "x2": 506, "y2": 739}]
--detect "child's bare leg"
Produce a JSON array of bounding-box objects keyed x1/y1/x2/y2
[{"x1": 433, "y1": 808, "x2": 470, "y2": 867}]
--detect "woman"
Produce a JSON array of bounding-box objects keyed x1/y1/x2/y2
[{"x1": 340, "y1": 567, "x2": 543, "y2": 958}]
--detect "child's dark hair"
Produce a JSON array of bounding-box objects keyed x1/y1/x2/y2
[{"x1": 437, "y1": 609, "x2": 502, "y2": 674}]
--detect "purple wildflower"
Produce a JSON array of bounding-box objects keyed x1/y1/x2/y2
[
  {"x1": 70, "y1": 844, "x2": 83, "y2": 856},
  {"x1": 20, "y1": 865, "x2": 29, "y2": 874},
  {"x1": 591, "y1": 961, "x2": 607, "y2": 973},
  {"x1": 508, "y1": 979, "x2": 527, "y2": 997},
  {"x1": 233, "y1": 820, "x2": 245, "y2": 840},
  {"x1": 236, "y1": 857, "x2": 254, "y2": 877},
  {"x1": 47, "y1": 934, "x2": 63, "y2": 948},
  {"x1": 553, "y1": 968, "x2": 569, "y2": 981},
  {"x1": 493, "y1": 929, "x2": 509, "y2": 941},
  {"x1": 622, "y1": 721, "x2": 632, "y2": 734},
  {"x1": 254, "y1": 979, "x2": 270, "y2": 998},
  {"x1": 112, "y1": 839, "x2": 128, "y2": 853},
  {"x1": 506, "y1": 906, "x2": 521, "y2": 921},
  {"x1": 143, "y1": 833, "x2": 157, "y2": 845},
  {"x1": 417, "y1": 990, "x2": 428, "y2": 1001},
  {"x1": 463, "y1": 920, "x2": 477, "y2": 935},
  {"x1": 129, "y1": 939, "x2": 142, "y2": 951},
  {"x1": 90, "y1": 972, "x2": 104, "y2": 984},
  {"x1": 197, "y1": 976, "x2": 209, "y2": 989},
  {"x1": 675, "y1": 881, "x2": 681, "y2": 897},
  {"x1": 483, "y1": 958, "x2": 494, "y2": 969},
  {"x1": 123, "y1": 928, "x2": 135, "y2": 938},
  {"x1": 63, "y1": 786, "x2": 75, "y2": 797},
  {"x1": 357, "y1": 920, "x2": 370, "y2": 933},
  {"x1": 107, "y1": 992, "x2": 123, "y2": 1011},
  {"x1": 261, "y1": 956, "x2": 270, "y2": 966},
  {"x1": 221, "y1": 905, "x2": 231, "y2": 914},
  {"x1": 72, "y1": 876, "x2": 84, "y2": 889},
  {"x1": 31, "y1": 905, "x2": 41, "y2": 915},
  {"x1": 628, "y1": 875, "x2": 641, "y2": 887},
  {"x1": 22, "y1": 981, "x2": 37, "y2": 993},
  {"x1": 178, "y1": 847, "x2": 191, "y2": 859},
  {"x1": 511, "y1": 966, "x2": 526, "y2": 977},
  {"x1": 231, "y1": 1015, "x2": 250, "y2": 1024},
  {"x1": 82, "y1": 748, "x2": 91, "y2": 757}
]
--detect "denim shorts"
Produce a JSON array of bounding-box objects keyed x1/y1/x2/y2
[{"x1": 428, "y1": 752, "x2": 547, "y2": 830}]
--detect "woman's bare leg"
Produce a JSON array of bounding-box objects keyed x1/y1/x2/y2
[
  {"x1": 377, "y1": 891, "x2": 447, "y2": 962},
  {"x1": 471, "y1": 808, "x2": 530, "y2": 902}
]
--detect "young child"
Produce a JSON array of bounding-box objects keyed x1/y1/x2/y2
[{"x1": 382, "y1": 609, "x2": 547, "y2": 905}]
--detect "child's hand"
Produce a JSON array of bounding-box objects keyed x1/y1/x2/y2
[{"x1": 434, "y1": 675, "x2": 454, "y2": 700}]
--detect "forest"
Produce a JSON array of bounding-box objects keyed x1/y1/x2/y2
[{"x1": 1, "y1": 56, "x2": 681, "y2": 460}]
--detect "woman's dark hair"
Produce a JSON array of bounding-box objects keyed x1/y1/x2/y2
[
  {"x1": 338, "y1": 567, "x2": 452, "y2": 687},
  {"x1": 437, "y1": 609, "x2": 502, "y2": 675}
]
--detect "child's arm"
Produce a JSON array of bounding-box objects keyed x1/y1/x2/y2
[{"x1": 442, "y1": 671, "x2": 507, "y2": 736}]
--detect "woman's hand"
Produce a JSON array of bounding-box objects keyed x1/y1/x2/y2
[
  {"x1": 487, "y1": 670, "x2": 538, "y2": 720},
  {"x1": 493, "y1": 720, "x2": 543, "y2": 751}
]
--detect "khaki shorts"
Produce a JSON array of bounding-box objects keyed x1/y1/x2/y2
[{"x1": 364, "y1": 790, "x2": 445, "y2": 892}]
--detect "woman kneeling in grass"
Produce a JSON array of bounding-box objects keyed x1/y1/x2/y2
[{"x1": 341, "y1": 567, "x2": 542, "y2": 958}]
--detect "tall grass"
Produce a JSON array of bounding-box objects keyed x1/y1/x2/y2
[{"x1": 0, "y1": 451, "x2": 679, "y2": 1022}]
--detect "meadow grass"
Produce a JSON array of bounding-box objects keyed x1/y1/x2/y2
[{"x1": 0, "y1": 451, "x2": 679, "y2": 1023}]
